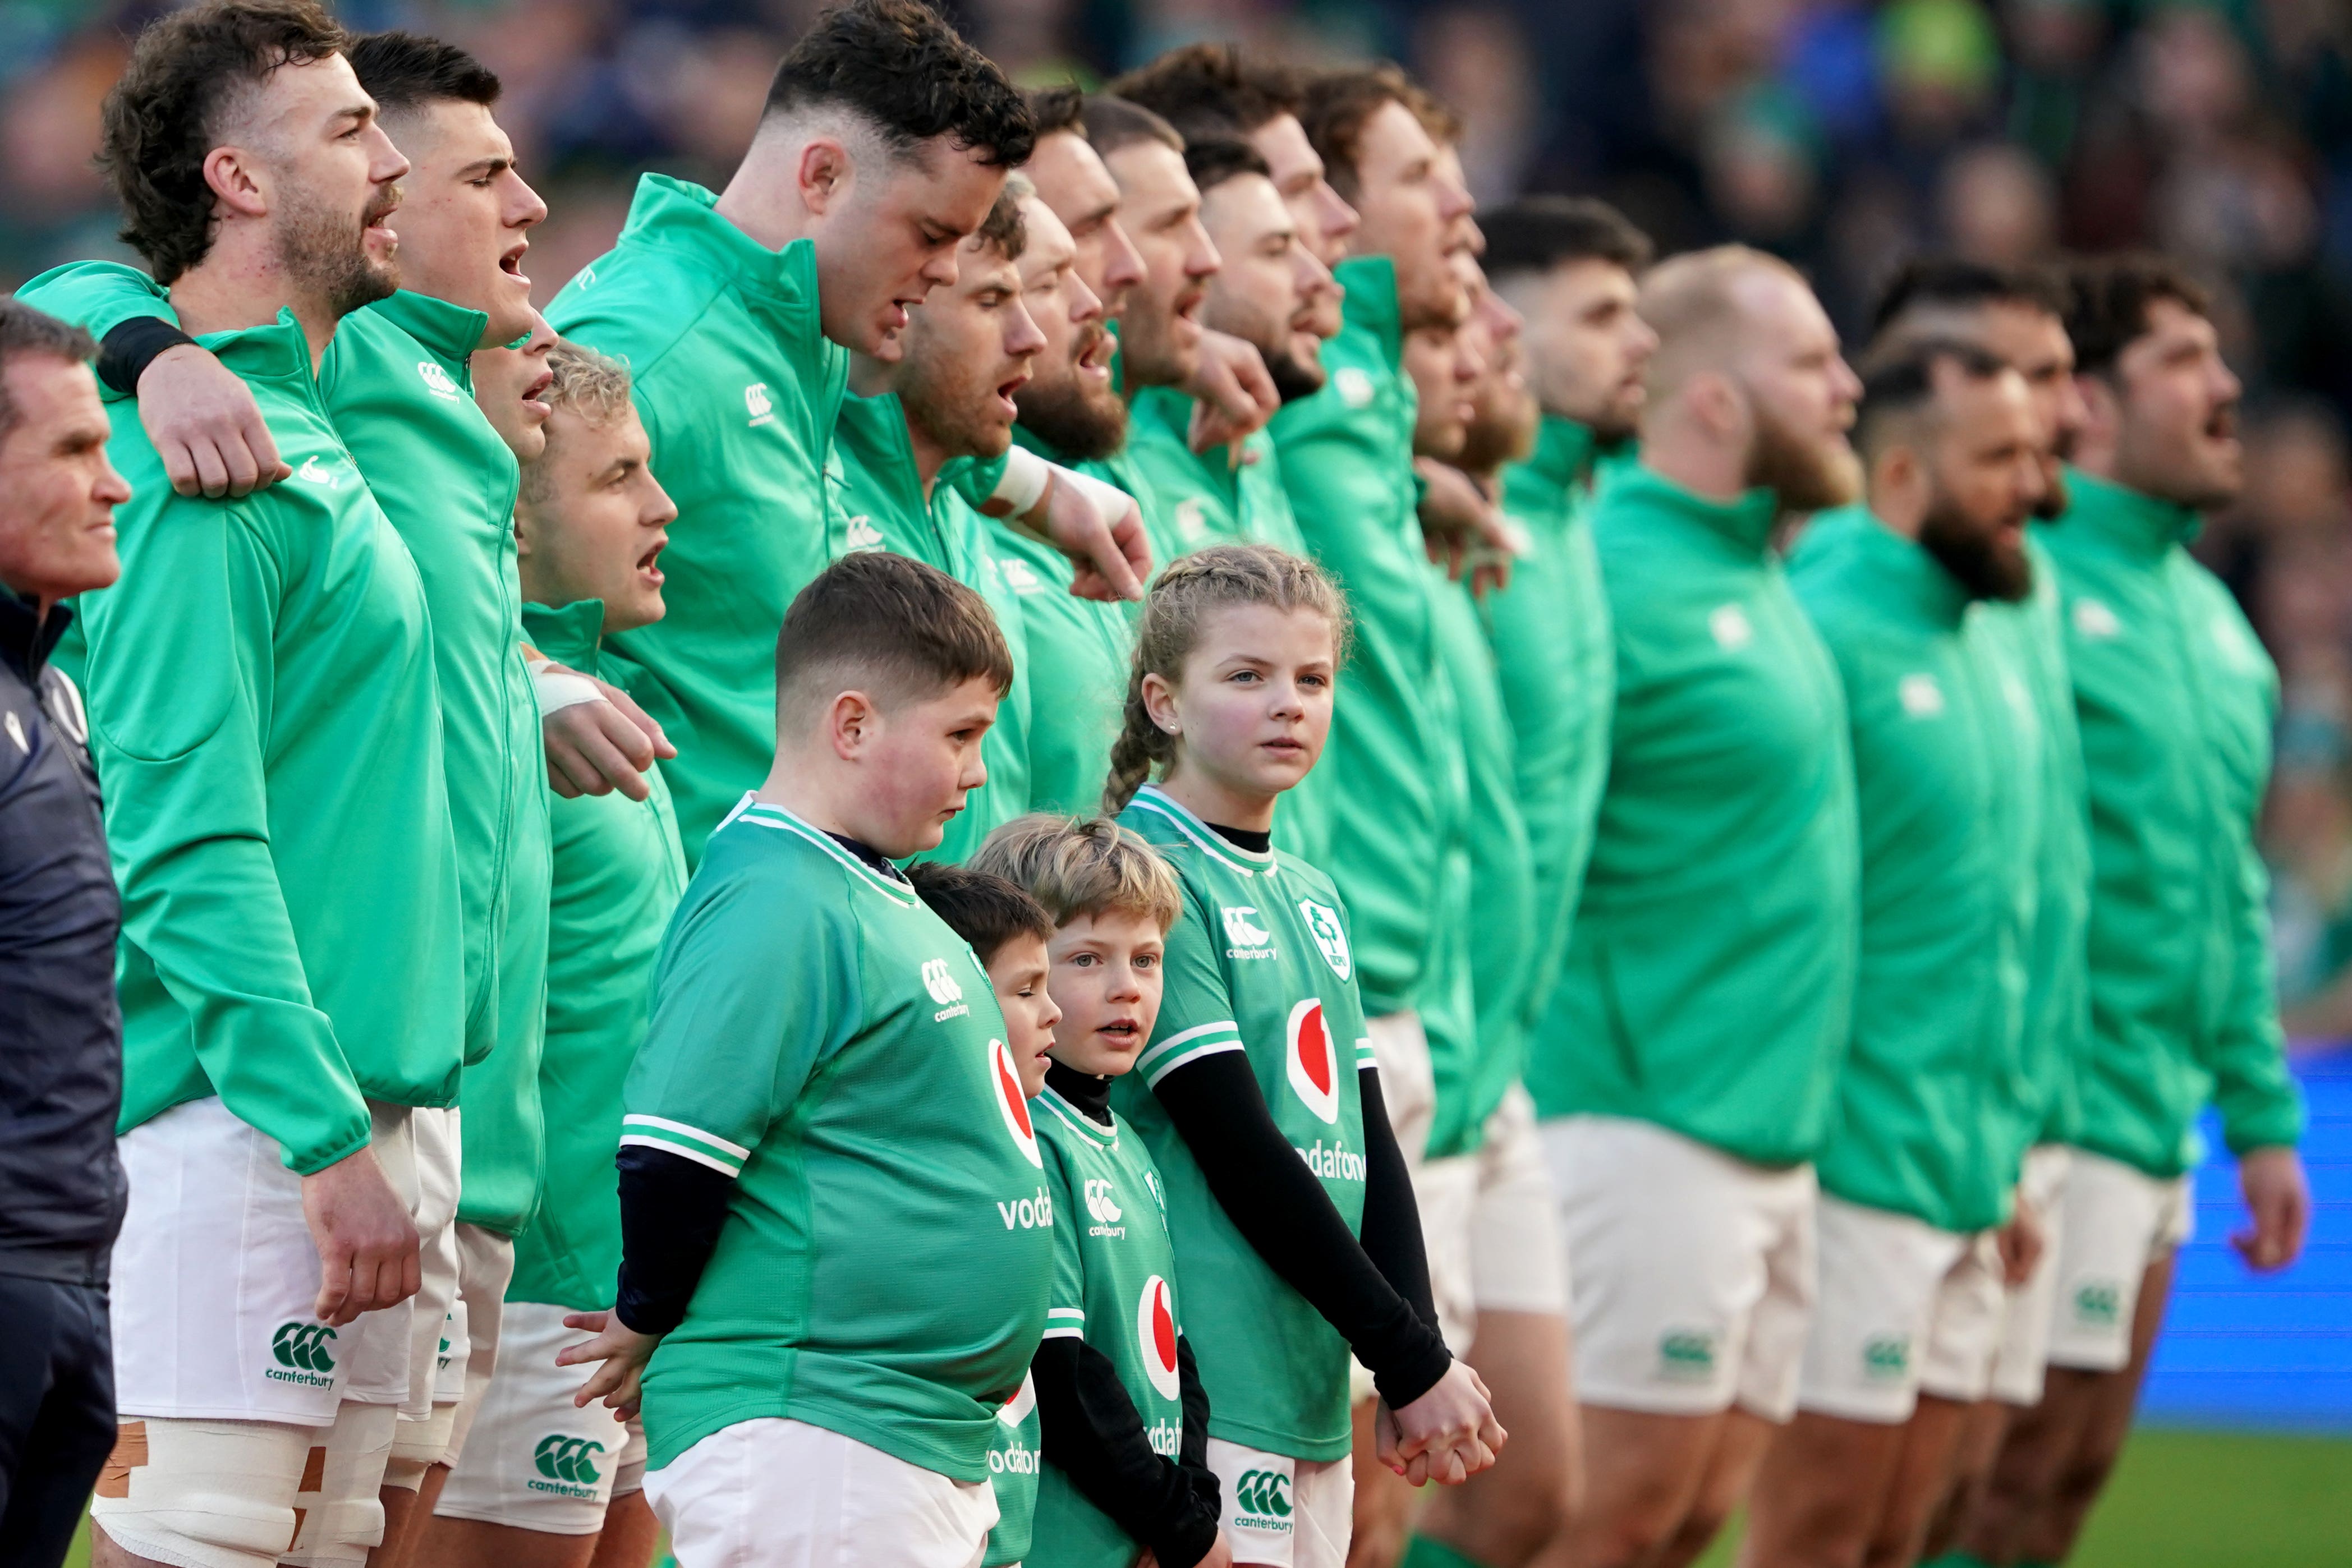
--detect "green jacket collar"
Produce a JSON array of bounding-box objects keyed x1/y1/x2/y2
[
  {"x1": 1335, "y1": 255, "x2": 1402, "y2": 363},
  {"x1": 1617, "y1": 462, "x2": 1780, "y2": 557},
  {"x1": 1527, "y1": 414, "x2": 1598, "y2": 491},
  {"x1": 2058, "y1": 466, "x2": 2202, "y2": 559},
  {"x1": 366, "y1": 289, "x2": 489, "y2": 370},
  {"x1": 521, "y1": 599, "x2": 607, "y2": 672},
  {"x1": 616, "y1": 173, "x2": 816, "y2": 300},
  {"x1": 1852, "y1": 509, "x2": 1972, "y2": 630}
]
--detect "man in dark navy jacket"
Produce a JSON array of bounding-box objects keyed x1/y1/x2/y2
[{"x1": 0, "y1": 297, "x2": 131, "y2": 1568}]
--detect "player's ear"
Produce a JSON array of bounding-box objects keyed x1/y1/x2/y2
[
  {"x1": 798, "y1": 138, "x2": 851, "y2": 217},
  {"x1": 829, "y1": 687, "x2": 878, "y2": 759}
]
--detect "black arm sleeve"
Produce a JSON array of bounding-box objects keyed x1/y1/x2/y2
[
  {"x1": 1175, "y1": 1333, "x2": 1219, "y2": 1519},
  {"x1": 1150, "y1": 1050, "x2": 1452, "y2": 1408},
  {"x1": 97, "y1": 318, "x2": 197, "y2": 398},
  {"x1": 1032, "y1": 1336, "x2": 1222, "y2": 1568},
  {"x1": 613, "y1": 1144, "x2": 734, "y2": 1335},
  {"x1": 1356, "y1": 1064, "x2": 1439, "y2": 1331}
]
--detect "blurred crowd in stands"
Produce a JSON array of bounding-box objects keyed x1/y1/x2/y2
[{"x1": 7, "y1": 0, "x2": 2352, "y2": 1038}]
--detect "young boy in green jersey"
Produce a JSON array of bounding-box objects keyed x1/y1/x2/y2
[
  {"x1": 1099, "y1": 545, "x2": 1503, "y2": 1568},
  {"x1": 425, "y1": 341, "x2": 677, "y2": 1568},
  {"x1": 906, "y1": 860, "x2": 1064, "y2": 1568},
  {"x1": 561, "y1": 550, "x2": 1052, "y2": 1568},
  {"x1": 971, "y1": 814, "x2": 1233, "y2": 1568}
]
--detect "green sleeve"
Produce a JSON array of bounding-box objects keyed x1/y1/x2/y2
[
  {"x1": 623, "y1": 871, "x2": 859, "y2": 1173},
  {"x1": 1129, "y1": 880, "x2": 1246, "y2": 1088},
  {"x1": 943, "y1": 451, "x2": 1012, "y2": 513},
  {"x1": 83, "y1": 498, "x2": 371, "y2": 1173},
  {"x1": 19, "y1": 261, "x2": 180, "y2": 385},
  {"x1": 2205, "y1": 830, "x2": 2306, "y2": 1154},
  {"x1": 1042, "y1": 1146, "x2": 1088, "y2": 1341}
]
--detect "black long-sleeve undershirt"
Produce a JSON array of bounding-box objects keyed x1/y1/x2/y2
[
  {"x1": 613, "y1": 1144, "x2": 733, "y2": 1335},
  {"x1": 1032, "y1": 1331, "x2": 1221, "y2": 1567},
  {"x1": 1149, "y1": 1048, "x2": 1451, "y2": 1408}
]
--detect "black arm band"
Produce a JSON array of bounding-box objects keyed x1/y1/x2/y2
[{"x1": 97, "y1": 318, "x2": 197, "y2": 398}]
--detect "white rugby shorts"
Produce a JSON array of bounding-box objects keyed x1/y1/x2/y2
[
  {"x1": 1989, "y1": 1144, "x2": 2071, "y2": 1406},
  {"x1": 1797, "y1": 1195, "x2": 2004, "y2": 1423},
  {"x1": 439, "y1": 1221, "x2": 516, "y2": 1466},
  {"x1": 1206, "y1": 1437, "x2": 1353, "y2": 1568},
  {"x1": 1366, "y1": 1010, "x2": 1486, "y2": 1355},
  {"x1": 1542, "y1": 1114, "x2": 1815, "y2": 1422},
  {"x1": 403, "y1": 1105, "x2": 464, "y2": 1421},
  {"x1": 1468, "y1": 1085, "x2": 1570, "y2": 1317},
  {"x1": 645, "y1": 1417, "x2": 997, "y2": 1568},
  {"x1": 110, "y1": 1096, "x2": 425, "y2": 1426},
  {"x1": 434, "y1": 1301, "x2": 642, "y2": 1534},
  {"x1": 2044, "y1": 1147, "x2": 2194, "y2": 1373}
]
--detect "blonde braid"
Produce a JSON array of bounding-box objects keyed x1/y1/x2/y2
[{"x1": 1097, "y1": 544, "x2": 1353, "y2": 816}]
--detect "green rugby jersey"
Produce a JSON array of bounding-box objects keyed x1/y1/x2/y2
[
  {"x1": 2038, "y1": 469, "x2": 2303, "y2": 1177},
  {"x1": 1486, "y1": 417, "x2": 1615, "y2": 1077},
  {"x1": 1542, "y1": 465, "x2": 1859, "y2": 1165},
  {"x1": 546, "y1": 176, "x2": 849, "y2": 863},
  {"x1": 984, "y1": 1372, "x2": 1041, "y2": 1567},
  {"x1": 1124, "y1": 385, "x2": 1310, "y2": 558},
  {"x1": 1029, "y1": 1088, "x2": 1189, "y2": 1567},
  {"x1": 826, "y1": 394, "x2": 1031, "y2": 863},
  {"x1": 1979, "y1": 532, "x2": 2092, "y2": 1147},
  {"x1": 24, "y1": 264, "x2": 554, "y2": 1228},
  {"x1": 20, "y1": 306, "x2": 465, "y2": 1172},
  {"x1": 1110, "y1": 785, "x2": 1375, "y2": 1461},
  {"x1": 622, "y1": 797, "x2": 1053, "y2": 1477},
  {"x1": 1789, "y1": 510, "x2": 2039, "y2": 1233},
  {"x1": 1429, "y1": 572, "x2": 1536, "y2": 1146},
  {"x1": 507, "y1": 600, "x2": 688, "y2": 1311},
  {"x1": 1268, "y1": 256, "x2": 1448, "y2": 1020}
]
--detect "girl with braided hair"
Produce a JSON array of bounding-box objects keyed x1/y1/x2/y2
[{"x1": 1099, "y1": 544, "x2": 1505, "y2": 1568}]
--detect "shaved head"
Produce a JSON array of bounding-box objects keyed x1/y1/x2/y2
[{"x1": 1638, "y1": 245, "x2": 1812, "y2": 397}]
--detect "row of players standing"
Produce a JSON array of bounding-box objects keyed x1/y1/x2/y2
[{"x1": 0, "y1": 3, "x2": 2312, "y2": 1568}]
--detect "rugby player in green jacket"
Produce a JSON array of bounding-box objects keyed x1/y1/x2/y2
[
  {"x1": 546, "y1": 1, "x2": 1149, "y2": 868},
  {"x1": 1745, "y1": 342, "x2": 2050, "y2": 1568},
  {"x1": 1544, "y1": 247, "x2": 1864, "y2": 1568},
  {"x1": 427, "y1": 341, "x2": 679, "y2": 1568},
  {"x1": 29, "y1": 11, "x2": 463, "y2": 1564},
  {"x1": 1961, "y1": 257, "x2": 2311, "y2": 1568}
]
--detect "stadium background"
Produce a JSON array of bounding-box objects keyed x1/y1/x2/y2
[{"x1": 6, "y1": 0, "x2": 2347, "y2": 1561}]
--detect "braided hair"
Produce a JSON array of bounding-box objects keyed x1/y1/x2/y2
[{"x1": 1100, "y1": 544, "x2": 1352, "y2": 815}]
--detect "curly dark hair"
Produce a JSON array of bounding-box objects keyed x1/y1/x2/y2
[
  {"x1": 1026, "y1": 83, "x2": 1086, "y2": 140},
  {"x1": 2063, "y1": 253, "x2": 2213, "y2": 378},
  {"x1": 764, "y1": 0, "x2": 1033, "y2": 168},
  {"x1": 98, "y1": 0, "x2": 350, "y2": 283},
  {"x1": 1110, "y1": 44, "x2": 1303, "y2": 142},
  {"x1": 347, "y1": 31, "x2": 499, "y2": 120},
  {"x1": 1298, "y1": 65, "x2": 1415, "y2": 201}
]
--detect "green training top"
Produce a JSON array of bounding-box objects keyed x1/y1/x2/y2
[
  {"x1": 24, "y1": 263, "x2": 556, "y2": 1231},
  {"x1": 546, "y1": 176, "x2": 849, "y2": 865},
  {"x1": 1540, "y1": 465, "x2": 1859, "y2": 1165},
  {"x1": 1790, "y1": 509, "x2": 2039, "y2": 1233},
  {"x1": 999, "y1": 424, "x2": 1133, "y2": 820},
  {"x1": 1268, "y1": 256, "x2": 1449, "y2": 1018},
  {"x1": 1428, "y1": 569, "x2": 1536, "y2": 1146},
  {"x1": 2039, "y1": 468, "x2": 2304, "y2": 1176},
  {"x1": 1487, "y1": 416, "x2": 1616, "y2": 1079},
  {"x1": 622, "y1": 797, "x2": 1052, "y2": 1477},
  {"x1": 1028, "y1": 1089, "x2": 1191, "y2": 1568},
  {"x1": 507, "y1": 600, "x2": 688, "y2": 1310},
  {"x1": 982, "y1": 1371, "x2": 1040, "y2": 1567},
  {"x1": 825, "y1": 393, "x2": 1031, "y2": 863},
  {"x1": 24, "y1": 306, "x2": 466, "y2": 1172},
  {"x1": 1110, "y1": 785, "x2": 1376, "y2": 1461},
  {"x1": 1979, "y1": 531, "x2": 2093, "y2": 1148}
]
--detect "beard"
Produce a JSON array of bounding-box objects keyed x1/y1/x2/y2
[
  {"x1": 275, "y1": 176, "x2": 399, "y2": 319},
  {"x1": 1745, "y1": 399, "x2": 1861, "y2": 514},
  {"x1": 2032, "y1": 452, "x2": 2070, "y2": 519},
  {"x1": 1459, "y1": 388, "x2": 1540, "y2": 476},
  {"x1": 1014, "y1": 329, "x2": 1127, "y2": 461},
  {"x1": 897, "y1": 347, "x2": 1011, "y2": 463},
  {"x1": 1268, "y1": 341, "x2": 1326, "y2": 405},
  {"x1": 1920, "y1": 496, "x2": 2033, "y2": 603}
]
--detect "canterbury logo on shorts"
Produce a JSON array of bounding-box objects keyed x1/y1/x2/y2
[
  {"x1": 265, "y1": 1322, "x2": 338, "y2": 1387},
  {"x1": 1232, "y1": 1466, "x2": 1294, "y2": 1526},
  {"x1": 530, "y1": 1434, "x2": 607, "y2": 1497}
]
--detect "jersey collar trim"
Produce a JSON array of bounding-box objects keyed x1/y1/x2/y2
[
  {"x1": 1039, "y1": 1087, "x2": 1116, "y2": 1146},
  {"x1": 721, "y1": 792, "x2": 919, "y2": 905},
  {"x1": 1130, "y1": 785, "x2": 1279, "y2": 877}
]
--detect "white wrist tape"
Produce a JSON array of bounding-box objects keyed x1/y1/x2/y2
[
  {"x1": 1053, "y1": 463, "x2": 1138, "y2": 528},
  {"x1": 528, "y1": 658, "x2": 603, "y2": 718},
  {"x1": 991, "y1": 444, "x2": 1051, "y2": 516}
]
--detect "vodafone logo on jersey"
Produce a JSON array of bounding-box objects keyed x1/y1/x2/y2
[
  {"x1": 998, "y1": 1369, "x2": 1038, "y2": 1428},
  {"x1": 1285, "y1": 997, "x2": 1340, "y2": 1125},
  {"x1": 989, "y1": 1038, "x2": 1044, "y2": 1167},
  {"x1": 1137, "y1": 1276, "x2": 1182, "y2": 1400}
]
